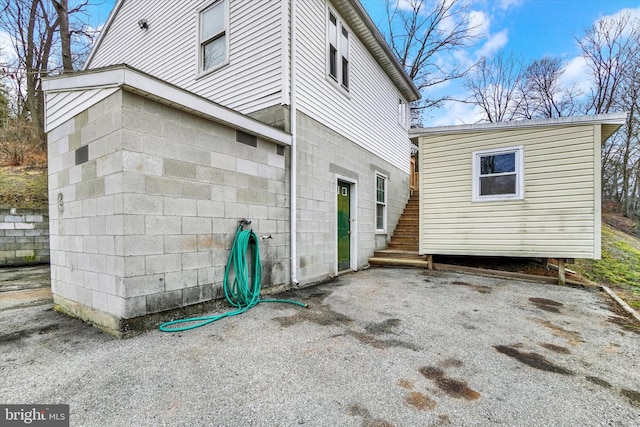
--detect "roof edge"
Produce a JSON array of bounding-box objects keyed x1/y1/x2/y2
[
  {"x1": 43, "y1": 64, "x2": 292, "y2": 146},
  {"x1": 82, "y1": 0, "x2": 124, "y2": 70},
  {"x1": 410, "y1": 113, "x2": 629, "y2": 137},
  {"x1": 344, "y1": 0, "x2": 421, "y2": 101}
]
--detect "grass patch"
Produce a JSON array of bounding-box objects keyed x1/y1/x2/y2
[
  {"x1": 574, "y1": 224, "x2": 640, "y2": 309},
  {"x1": 0, "y1": 167, "x2": 48, "y2": 210}
]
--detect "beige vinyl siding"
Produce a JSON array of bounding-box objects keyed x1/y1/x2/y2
[
  {"x1": 419, "y1": 124, "x2": 601, "y2": 259},
  {"x1": 87, "y1": 0, "x2": 283, "y2": 114},
  {"x1": 295, "y1": 1, "x2": 411, "y2": 173}
]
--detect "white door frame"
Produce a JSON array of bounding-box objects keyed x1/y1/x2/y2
[{"x1": 335, "y1": 174, "x2": 357, "y2": 274}]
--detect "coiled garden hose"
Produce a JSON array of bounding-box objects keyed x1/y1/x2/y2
[{"x1": 159, "y1": 224, "x2": 307, "y2": 332}]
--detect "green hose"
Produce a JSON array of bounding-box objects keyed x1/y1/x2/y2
[{"x1": 159, "y1": 224, "x2": 306, "y2": 332}]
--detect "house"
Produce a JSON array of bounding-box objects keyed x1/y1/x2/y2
[
  {"x1": 410, "y1": 113, "x2": 627, "y2": 279},
  {"x1": 42, "y1": 0, "x2": 420, "y2": 336}
]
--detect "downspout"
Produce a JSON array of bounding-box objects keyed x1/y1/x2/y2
[{"x1": 289, "y1": 0, "x2": 299, "y2": 285}]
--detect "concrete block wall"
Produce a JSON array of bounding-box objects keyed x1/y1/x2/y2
[
  {"x1": 0, "y1": 209, "x2": 50, "y2": 265},
  {"x1": 47, "y1": 89, "x2": 290, "y2": 336},
  {"x1": 295, "y1": 111, "x2": 409, "y2": 284}
]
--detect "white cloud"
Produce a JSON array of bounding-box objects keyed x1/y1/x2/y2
[
  {"x1": 560, "y1": 55, "x2": 591, "y2": 95},
  {"x1": 0, "y1": 30, "x2": 15, "y2": 61},
  {"x1": 423, "y1": 99, "x2": 485, "y2": 126},
  {"x1": 498, "y1": 0, "x2": 524, "y2": 11},
  {"x1": 468, "y1": 10, "x2": 490, "y2": 39},
  {"x1": 476, "y1": 29, "x2": 508, "y2": 58},
  {"x1": 394, "y1": 0, "x2": 416, "y2": 12}
]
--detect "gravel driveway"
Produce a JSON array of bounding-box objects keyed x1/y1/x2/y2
[{"x1": 1, "y1": 267, "x2": 639, "y2": 426}]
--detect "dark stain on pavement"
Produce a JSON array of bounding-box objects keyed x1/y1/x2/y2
[
  {"x1": 621, "y1": 389, "x2": 640, "y2": 406},
  {"x1": 0, "y1": 324, "x2": 59, "y2": 344},
  {"x1": 494, "y1": 345, "x2": 574, "y2": 375},
  {"x1": 347, "y1": 403, "x2": 394, "y2": 427},
  {"x1": 436, "y1": 414, "x2": 452, "y2": 425},
  {"x1": 418, "y1": 366, "x2": 481, "y2": 400},
  {"x1": 539, "y1": 342, "x2": 571, "y2": 354},
  {"x1": 529, "y1": 298, "x2": 563, "y2": 313},
  {"x1": 535, "y1": 319, "x2": 584, "y2": 346},
  {"x1": 365, "y1": 318, "x2": 401, "y2": 334},
  {"x1": 345, "y1": 330, "x2": 422, "y2": 351},
  {"x1": 585, "y1": 376, "x2": 612, "y2": 388},
  {"x1": 438, "y1": 358, "x2": 464, "y2": 369},
  {"x1": 450, "y1": 281, "x2": 492, "y2": 294},
  {"x1": 272, "y1": 304, "x2": 352, "y2": 327},
  {"x1": 405, "y1": 391, "x2": 436, "y2": 411}
]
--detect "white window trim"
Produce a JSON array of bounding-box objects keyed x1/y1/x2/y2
[
  {"x1": 326, "y1": 6, "x2": 350, "y2": 94},
  {"x1": 375, "y1": 172, "x2": 388, "y2": 233},
  {"x1": 196, "y1": 0, "x2": 230, "y2": 79},
  {"x1": 398, "y1": 96, "x2": 407, "y2": 128},
  {"x1": 472, "y1": 146, "x2": 524, "y2": 202}
]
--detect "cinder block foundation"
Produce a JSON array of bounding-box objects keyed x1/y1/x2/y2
[{"x1": 47, "y1": 89, "x2": 291, "y2": 336}]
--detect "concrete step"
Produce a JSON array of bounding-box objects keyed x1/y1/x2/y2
[{"x1": 368, "y1": 257, "x2": 428, "y2": 268}]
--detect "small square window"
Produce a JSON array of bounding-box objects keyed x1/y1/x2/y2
[{"x1": 472, "y1": 147, "x2": 524, "y2": 201}]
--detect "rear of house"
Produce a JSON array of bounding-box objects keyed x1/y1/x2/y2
[
  {"x1": 44, "y1": 0, "x2": 420, "y2": 335},
  {"x1": 412, "y1": 114, "x2": 627, "y2": 261}
]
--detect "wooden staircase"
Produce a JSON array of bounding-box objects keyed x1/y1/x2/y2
[{"x1": 369, "y1": 191, "x2": 428, "y2": 267}]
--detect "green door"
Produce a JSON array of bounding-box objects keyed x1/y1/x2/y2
[{"x1": 337, "y1": 181, "x2": 351, "y2": 271}]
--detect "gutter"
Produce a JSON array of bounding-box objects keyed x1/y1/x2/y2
[{"x1": 289, "y1": 0, "x2": 298, "y2": 286}]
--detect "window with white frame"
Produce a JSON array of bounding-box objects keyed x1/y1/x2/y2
[
  {"x1": 472, "y1": 146, "x2": 524, "y2": 201},
  {"x1": 327, "y1": 10, "x2": 350, "y2": 91},
  {"x1": 199, "y1": 0, "x2": 227, "y2": 73},
  {"x1": 376, "y1": 173, "x2": 387, "y2": 231},
  {"x1": 398, "y1": 97, "x2": 407, "y2": 127}
]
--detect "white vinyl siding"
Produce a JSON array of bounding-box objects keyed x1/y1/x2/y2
[
  {"x1": 296, "y1": 2, "x2": 412, "y2": 173},
  {"x1": 44, "y1": 87, "x2": 120, "y2": 132},
  {"x1": 419, "y1": 125, "x2": 601, "y2": 259},
  {"x1": 86, "y1": 0, "x2": 283, "y2": 114}
]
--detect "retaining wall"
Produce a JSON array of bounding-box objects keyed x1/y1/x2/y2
[{"x1": 0, "y1": 209, "x2": 50, "y2": 266}]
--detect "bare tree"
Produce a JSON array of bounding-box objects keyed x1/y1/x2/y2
[
  {"x1": 463, "y1": 53, "x2": 524, "y2": 123},
  {"x1": 52, "y1": 0, "x2": 72, "y2": 72},
  {"x1": 578, "y1": 12, "x2": 640, "y2": 217},
  {"x1": 578, "y1": 11, "x2": 640, "y2": 115},
  {"x1": 0, "y1": 0, "x2": 91, "y2": 144},
  {"x1": 520, "y1": 57, "x2": 579, "y2": 119},
  {"x1": 383, "y1": 0, "x2": 477, "y2": 125}
]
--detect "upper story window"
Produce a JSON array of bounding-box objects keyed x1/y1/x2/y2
[
  {"x1": 472, "y1": 146, "x2": 524, "y2": 202},
  {"x1": 398, "y1": 97, "x2": 407, "y2": 127},
  {"x1": 199, "y1": 0, "x2": 228, "y2": 74},
  {"x1": 327, "y1": 10, "x2": 350, "y2": 91}
]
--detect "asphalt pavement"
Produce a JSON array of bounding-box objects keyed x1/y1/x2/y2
[{"x1": 1, "y1": 266, "x2": 639, "y2": 426}]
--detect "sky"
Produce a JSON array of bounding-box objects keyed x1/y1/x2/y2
[
  {"x1": 360, "y1": 0, "x2": 640, "y2": 125},
  {"x1": 3, "y1": 0, "x2": 640, "y2": 126}
]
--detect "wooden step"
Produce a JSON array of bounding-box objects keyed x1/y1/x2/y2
[{"x1": 374, "y1": 249, "x2": 423, "y2": 259}]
